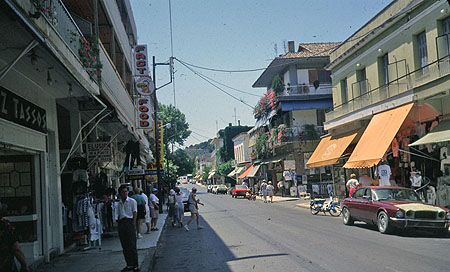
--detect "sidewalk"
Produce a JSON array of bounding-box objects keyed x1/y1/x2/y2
[{"x1": 36, "y1": 213, "x2": 167, "y2": 272}]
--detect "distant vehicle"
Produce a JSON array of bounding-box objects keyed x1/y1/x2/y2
[
  {"x1": 207, "y1": 185, "x2": 213, "y2": 193},
  {"x1": 210, "y1": 185, "x2": 218, "y2": 194},
  {"x1": 177, "y1": 176, "x2": 188, "y2": 184},
  {"x1": 341, "y1": 186, "x2": 450, "y2": 235},
  {"x1": 232, "y1": 185, "x2": 249, "y2": 198},
  {"x1": 215, "y1": 185, "x2": 228, "y2": 194},
  {"x1": 187, "y1": 174, "x2": 193, "y2": 183}
]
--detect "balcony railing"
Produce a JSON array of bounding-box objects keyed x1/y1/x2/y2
[
  {"x1": 280, "y1": 83, "x2": 332, "y2": 97},
  {"x1": 34, "y1": 0, "x2": 84, "y2": 59},
  {"x1": 326, "y1": 52, "x2": 450, "y2": 121}
]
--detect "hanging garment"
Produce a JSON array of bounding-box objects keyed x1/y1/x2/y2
[
  {"x1": 312, "y1": 184, "x2": 319, "y2": 194},
  {"x1": 410, "y1": 173, "x2": 422, "y2": 188},
  {"x1": 377, "y1": 164, "x2": 392, "y2": 186},
  {"x1": 426, "y1": 186, "x2": 436, "y2": 205},
  {"x1": 391, "y1": 138, "x2": 399, "y2": 157}
]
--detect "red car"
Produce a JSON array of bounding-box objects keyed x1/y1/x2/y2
[
  {"x1": 341, "y1": 186, "x2": 450, "y2": 235},
  {"x1": 231, "y1": 185, "x2": 249, "y2": 198}
]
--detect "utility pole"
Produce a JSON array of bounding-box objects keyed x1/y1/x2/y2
[{"x1": 152, "y1": 56, "x2": 172, "y2": 213}]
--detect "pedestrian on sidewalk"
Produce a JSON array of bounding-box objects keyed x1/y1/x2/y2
[
  {"x1": 168, "y1": 189, "x2": 177, "y2": 227},
  {"x1": 174, "y1": 187, "x2": 184, "y2": 227},
  {"x1": 149, "y1": 188, "x2": 160, "y2": 231},
  {"x1": 346, "y1": 173, "x2": 360, "y2": 197},
  {"x1": 267, "y1": 181, "x2": 274, "y2": 203},
  {"x1": 184, "y1": 187, "x2": 204, "y2": 231},
  {"x1": 131, "y1": 188, "x2": 146, "y2": 239},
  {"x1": 139, "y1": 190, "x2": 152, "y2": 234},
  {"x1": 277, "y1": 180, "x2": 286, "y2": 197},
  {"x1": 116, "y1": 185, "x2": 139, "y2": 272},
  {"x1": 261, "y1": 180, "x2": 268, "y2": 203},
  {"x1": 0, "y1": 201, "x2": 30, "y2": 272}
]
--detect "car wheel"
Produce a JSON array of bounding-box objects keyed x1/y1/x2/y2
[
  {"x1": 342, "y1": 207, "x2": 354, "y2": 225},
  {"x1": 377, "y1": 211, "x2": 393, "y2": 234}
]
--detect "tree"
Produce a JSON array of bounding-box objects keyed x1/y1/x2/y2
[
  {"x1": 216, "y1": 161, "x2": 233, "y2": 177},
  {"x1": 271, "y1": 74, "x2": 284, "y2": 94},
  {"x1": 218, "y1": 125, "x2": 251, "y2": 162},
  {"x1": 158, "y1": 103, "x2": 191, "y2": 147},
  {"x1": 202, "y1": 165, "x2": 212, "y2": 181},
  {"x1": 171, "y1": 149, "x2": 195, "y2": 177}
]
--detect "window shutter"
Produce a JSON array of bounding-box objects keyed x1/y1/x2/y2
[{"x1": 308, "y1": 70, "x2": 318, "y2": 84}]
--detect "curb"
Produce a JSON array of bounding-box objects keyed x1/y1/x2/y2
[{"x1": 142, "y1": 214, "x2": 168, "y2": 272}]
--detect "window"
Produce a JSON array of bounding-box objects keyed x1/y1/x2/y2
[
  {"x1": 443, "y1": 17, "x2": 450, "y2": 57},
  {"x1": 416, "y1": 31, "x2": 428, "y2": 73},
  {"x1": 317, "y1": 70, "x2": 331, "y2": 83},
  {"x1": 356, "y1": 68, "x2": 367, "y2": 95},
  {"x1": 381, "y1": 54, "x2": 389, "y2": 85},
  {"x1": 352, "y1": 188, "x2": 365, "y2": 199},
  {"x1": 340, "y1": 78, "x2": 348, "y2": 104}
]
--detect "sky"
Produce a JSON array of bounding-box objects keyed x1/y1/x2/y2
[{"x1": 130, "y1": 0, "x2": 393, "y2": 147}]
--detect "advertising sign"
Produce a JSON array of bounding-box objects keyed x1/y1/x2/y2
[
  {"x1": 86, "y1": 142, "x2": 112, "y2": 162},
  {"x1": 147, "y1": 121, "x2": 164, "y2": 173},
  {"x1": 134, "y1": 44, "x2": 149, "y2": 76},
  {"x1": 136, "y1": 97, "x2": 151, "y2": 128},
  {"x1": 136, "y1": 76, "x2": 154, "y2": 96},
  {"x1": 284, "y1": 160, "x2": 296, "y2": 170}
]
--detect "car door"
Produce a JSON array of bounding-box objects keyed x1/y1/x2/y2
[
  {"x1": 347, "y1": 188, "x2": 367, "y2": 219},
  {"x1": 358, "y1": 189, "x2": 377, "y2": 222}
]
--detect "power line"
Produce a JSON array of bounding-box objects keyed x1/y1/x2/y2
[
  {"x1": 190, "y1": 130, "x2": 211, "y2": 139},
  {"x1": 175, "y1": 59, "x2": 254, "y2": 108},
  {"x1": 175, "y1": 3, "x2": 419, "y2": 74}
]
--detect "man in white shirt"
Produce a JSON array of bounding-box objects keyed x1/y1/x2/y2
[{"x1": 116, "y1": 185, "x2": 139, "y2": 272}]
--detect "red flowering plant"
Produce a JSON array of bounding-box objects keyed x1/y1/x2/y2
[
  {"x1": 79, "y1": 36, "x2": 103, "y2": 79},
  {"x1": 253, "y1": 89, "x2": 278, "y2": 119}
]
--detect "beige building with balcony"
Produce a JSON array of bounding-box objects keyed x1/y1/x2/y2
[{"x1": 308, "y1": 0, "x2": 450, "y2": 196}]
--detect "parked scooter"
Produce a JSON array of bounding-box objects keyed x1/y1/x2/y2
[
  {"x1": 310, "y1": 196, "x2": 342, "y2": 216},
  {"x1": 246, "y1": 191, "x2": 256, "y2": 201}
]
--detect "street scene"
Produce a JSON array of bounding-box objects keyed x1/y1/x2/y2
[{"x1": 1, "y1": 0, "x2": 450, "y2": 272}]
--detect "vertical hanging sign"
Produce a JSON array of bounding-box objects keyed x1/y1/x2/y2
[
  {"x1": 134, "y1": 44, "x2": 149, "y2": 76},
  {"x1": 136, "y1": 97, "x2": 151, "y2": 128}
]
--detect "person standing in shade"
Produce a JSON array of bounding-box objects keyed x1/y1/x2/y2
[
  {"x1": 261, "y1": 180, "x2": 268, "y2": 203},
  {"x1": 149, "y1": 188, "x2": 159, "y2": 231},
  {"x1": 184, "y1": 187, "x2": 204, "y2": 231},
  {"x1": 346, "y1": 173, "x2": 360, "y2": 197},
  {"x1": 167, "y1": 189, "x2": 177, "y2": 227},
  {"x1": 174, "y1": 187, "x2": 184, "y2": 227},
  {"x1": 116, "y1": 185, "x2": 139, "y2": 272},
  {"x1": 130, "y1": 188, "x2": 146, "y2": 239},
  {"x1": 139, "y1": 190, "x2": 152, "y2": 234},
  {"x1": 277, "y1": 180, "x2": 286, "y2": 197},
  {"x1": 266, "y1": 181, "x2": 275, "y2": 203}
]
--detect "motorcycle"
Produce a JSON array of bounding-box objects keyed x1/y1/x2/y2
[
  {"x1": 310, "y1": 197, "x2": 342, "y2": 216},
  {"x1": 246, "y1": 191, "x2": 256, "y2": 201}
]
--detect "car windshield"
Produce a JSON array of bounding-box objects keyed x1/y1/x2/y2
[
  {"x1": 373, "y1": 188, "x2": 421, "y2": 202},
  {"x1": 218, "y1": 185, "x2": 226, "y2": 188},
  {"x1": 237, "y1": 186, "x2": 247, "y2": 189}
]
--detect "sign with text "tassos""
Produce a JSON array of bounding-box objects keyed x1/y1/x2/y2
[{"x1": 134, "y1": 45, "x2": 149, "y2": 76}]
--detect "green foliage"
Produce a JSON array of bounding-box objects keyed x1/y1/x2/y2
[
  {"x1": 158, "y1": 103, "x2": 191, "y2": 146},
  {"x1": 187, "y1": 141, "x2": 214, "y2": 153},
  {"x1": 302, "y1": 124, "x2": 319, "y2": 140},
  {"x1": 216, "y1": 161, "x2": 233, "y2": 177},
  {"x1": 171, "y1": 149, "x2": 195, "y2": 176},
  {"x1": 271, "y1": 74, "x2": 284, "y2": 94},
  {"x1": 202, "y1": 165, "x2": 212, "y2": 181},
  {"x1": 219, "y1": 125, "x2": 252, "y2": 162},
  {"x1": 255, "y1": 133, "x2": 269, "y2": 159}
]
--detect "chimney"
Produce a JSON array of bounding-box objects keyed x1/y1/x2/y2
[
  {"x1": 229, "y1": 123, "x2": 232, "y2": 127},
  {"x1": 287, "y1": 41, "x2": 295, "y2": 53},
  {"x1": 238, "y1": 120, "x2": 241, "y2": 126}
]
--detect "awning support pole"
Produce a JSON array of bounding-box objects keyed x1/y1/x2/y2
[
  {"x1": 87, "y1": 129, "x2": 126, "y2": 169},
  {"x1": 0, "y1": 40, "x2": 38, "y2": 81}
]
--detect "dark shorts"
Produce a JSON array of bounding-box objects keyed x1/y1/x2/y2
[{"x1": 137, "y1": 205, "x2": 146, "y2": 219}]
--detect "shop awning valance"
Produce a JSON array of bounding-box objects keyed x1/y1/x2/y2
[
  {"x1": 238, "y1": 165, "x2": 253, "y2": 179},
  {"x1": 208, "y1": 171, "x2": 215, "y2": 179},
  {"x1": 246, "y1": 164, "x2": 261, "y2": 178},
  {"x1": 343, "y1": 103, "x2": 414, "y2": 168},
  {"x1": 227, "y1": 169, "x2": 237, "y2": 177},
  {"x1": 306, "y1": 130, "x2": 362, "y2": 168},
  {"x1": 409, "y1": 120, "x2": 450, "y2": 146}
]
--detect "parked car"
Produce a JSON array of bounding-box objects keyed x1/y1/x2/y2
[
  {"x1": 179, "y1": 187, "x2": 190, "y2": 212},
  {"x1": 207, "y1": 185, "x2": 213, "y2": 193},
  {"x1": 232, "y1": 185, "x2": 249, "y2": 198},
  {"x1": 341, "y1": 186, "x2": 450, "y2": 235},
  {"x1": 215, "y1": 185, "x2": 228, "y2": 194},
  {"x1": 210, "y1": 185, "x2": 218, "y2": 194}
]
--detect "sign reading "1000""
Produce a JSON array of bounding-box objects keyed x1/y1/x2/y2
[{"x1": 136, "y1": 97, "x2": 151, "y2": 128}]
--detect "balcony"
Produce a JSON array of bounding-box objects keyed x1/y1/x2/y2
[
  {"x1": 279, "y1": 83, "x2": 332, "y2": 97},
  {"x1": 325, "y1": 53, "x2": 450, "y2": 122}
]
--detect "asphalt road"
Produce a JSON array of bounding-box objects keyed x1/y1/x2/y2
[{"x1": 152, "y1": 185, "x2": 450, "y2": 272}]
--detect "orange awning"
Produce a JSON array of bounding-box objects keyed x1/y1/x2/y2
[
  {"x1": 306, "y1": 130, "x2": 361, "y2": 168},
  {"x1": 238, "y1": 165, "x2": 253, "y2": 179},
  {"x1": 343, "y1": 103, "x2": 414, "y2": 168}
]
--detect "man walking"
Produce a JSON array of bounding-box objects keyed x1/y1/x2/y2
[
  {"x1": 116, "y1": 185, "x2": 139, "y2": 272},
  {"x1": 130, "y1": 188, "x2": 146, "y2": 239},
  {"x1": 149, "y1": 188, "x2": 159, "y2": 231},
  {"x1": 277, "y1": 180, "x2": 286, "y2": 197}
]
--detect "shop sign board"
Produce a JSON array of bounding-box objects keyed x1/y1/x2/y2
[
  {"x1": 134, "y1": 44, "x2": 149, "y2": 76},
  {"x1": 147, "y1": 121, "x2": 164, "y2": 172},
  {"x1": 136, "y1": 97, "x2": 151, "y2": 128},
  {"x1": 284, "y1": 160, "x2": 296, "y2": 170},
  {"x1": 86, "y1": 142, "x2": 112, "y2": 162},
  {"x1": 136, "y1": 76, "x2": 154, "y2": 96},
  {"x1": 0, "y1": 86, "x2": 47, "y2": 133}
]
